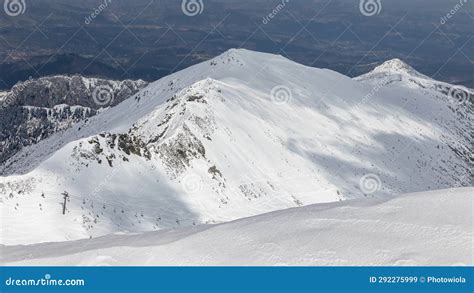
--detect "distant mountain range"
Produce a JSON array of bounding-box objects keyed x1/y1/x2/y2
[{"x1": 0, "y1": 75, "x2": 147, "y2": 165}]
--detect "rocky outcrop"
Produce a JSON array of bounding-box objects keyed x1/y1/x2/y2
[{"x1": 0, "y1": 75, "x2": 147, "y2": 167}]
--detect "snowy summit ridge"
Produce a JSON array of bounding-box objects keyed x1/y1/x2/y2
[
  {"x1": 372, "y1": 58, "x2": 428, "y2": 78},
  {"x1": 355, "y1": 58, "x2": 433, "y2": 84}
]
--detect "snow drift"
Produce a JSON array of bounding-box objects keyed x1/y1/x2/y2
[{"x1": 1, "y1": 188, "x2": 472, "y2": 266}]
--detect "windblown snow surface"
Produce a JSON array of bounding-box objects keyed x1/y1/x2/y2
[
  {"x1": 1, "y1": 188, "x2": 472, "y2": 266},
  {"x1": 0, "y1": 49, "x2": 472, "y2": 246}
]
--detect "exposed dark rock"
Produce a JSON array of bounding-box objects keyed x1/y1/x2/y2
[{"x1": 0, "y1": 75, "x2": 147, "y2": 168}]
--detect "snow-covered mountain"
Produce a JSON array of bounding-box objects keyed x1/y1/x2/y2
[
  {"x1": 0, "y1": 49, "x2": 472, "y2": 245},
  {"x1": 357, "y1": 58, "x2": 431, "y2": 80},
  {"x1": 0, "y1": 75, "x2": 147, "y2": 166},
  {"x1": 2, "y1": 188, "x2": 472, "y2": 266}
]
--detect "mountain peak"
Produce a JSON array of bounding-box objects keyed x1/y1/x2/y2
[
  {"x1": 355, "y1": 58, "x2": 430, "y2": 83},
  {"x1": 220, "y1": 48, "x2": 271, "y2": 57},
  {"x1": 372, "y1": 58, "x2": 427, "y2": 78},
  {"x1": 214, "y1": 48, "x2": 288, "y2": 65}
]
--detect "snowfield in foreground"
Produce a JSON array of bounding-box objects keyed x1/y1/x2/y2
[{"x1": 2, "y1": 188, "x2": 472, "y2": 266}]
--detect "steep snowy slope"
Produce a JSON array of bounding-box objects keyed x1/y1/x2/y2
[
  {"x1": 2, "y1": 188, "x2": 472, "y2": 266},
  {"x1": 0, "y1": 49, "x2": 472, "y2": 245}
]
